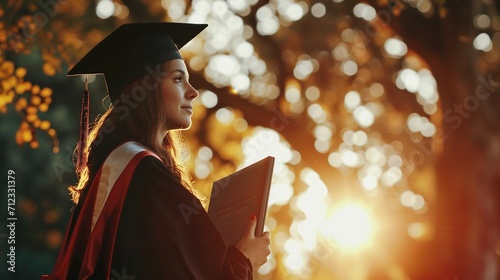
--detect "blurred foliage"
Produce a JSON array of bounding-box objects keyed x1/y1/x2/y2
[{"x1": 1, "y1": 0, "x2": 500, "y2": 279}]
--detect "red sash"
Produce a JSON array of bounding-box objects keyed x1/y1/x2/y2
[{"x1": 42, "y1": 142, "x2": 159, "y2": 279}]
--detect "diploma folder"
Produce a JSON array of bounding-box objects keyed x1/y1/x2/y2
[{"x1": 208, "y1": 156, "x2": 275, "y2": 246}]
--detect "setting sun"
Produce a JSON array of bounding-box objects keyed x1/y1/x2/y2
[{"x1": 325, "y1": 203, "x2": 375, "y2": 249}]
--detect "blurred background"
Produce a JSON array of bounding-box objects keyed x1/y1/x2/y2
[{"x1": 1, "y1": 0, "x2": 500, "y2": 279}]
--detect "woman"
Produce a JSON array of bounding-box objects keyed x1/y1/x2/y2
[{"x1": 42, "y1": 22, "x2": 270, "y2": 279}]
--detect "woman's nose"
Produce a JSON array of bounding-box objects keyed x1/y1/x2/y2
[{"x1": 186, "y1": 83, "x2": 199, "y2": 100}]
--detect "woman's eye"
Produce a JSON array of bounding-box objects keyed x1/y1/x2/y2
[{"x1": 175, "y1": 76, "x2": 183, "y2": 83}]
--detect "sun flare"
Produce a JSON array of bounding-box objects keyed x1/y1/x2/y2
[{"x1": 325, "y1": 203, "x2": 375, "y2": 249}]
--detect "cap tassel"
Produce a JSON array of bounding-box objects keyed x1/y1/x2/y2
[{"x1": 76, "y1": 76, "x2": 90, "y2": 174}]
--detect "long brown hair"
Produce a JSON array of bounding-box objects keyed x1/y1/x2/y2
[{"x1": 69, "y1": 61, "x2": 196, "y2": 204}]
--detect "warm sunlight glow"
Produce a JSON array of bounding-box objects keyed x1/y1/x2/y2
[{"x1": 325, "y1": 204, "x2": 375, "y2": 248}]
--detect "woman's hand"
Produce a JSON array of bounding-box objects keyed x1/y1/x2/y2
[{"x1": 236, "y1": 215, "x2": 271, "y2": 271}]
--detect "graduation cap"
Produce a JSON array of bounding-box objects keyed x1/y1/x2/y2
[{"x1": 68, "y1": 22, "x2": 208, "y2": 172}]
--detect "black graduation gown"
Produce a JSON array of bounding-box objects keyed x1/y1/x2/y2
[{"x1": 110, "y1": 156, "x2": 253, "y2": 279}]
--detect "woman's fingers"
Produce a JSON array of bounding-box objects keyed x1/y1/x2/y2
[
  {"x1": 244, "y1": 214, "x2": 257, "y2": 238},
  {"x1": 236, "y1": 216, "x2": 272, "y2": 271}
]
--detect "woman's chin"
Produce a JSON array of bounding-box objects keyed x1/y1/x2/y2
[{"x1": 167, "y1": 122, "x2": 192, "y2": 131}]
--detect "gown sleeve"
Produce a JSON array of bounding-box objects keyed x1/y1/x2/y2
[{"x1": 111, "y1": 156, "x2": 253, "y2": 280}]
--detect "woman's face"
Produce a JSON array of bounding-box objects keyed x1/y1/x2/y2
[{"x1": 160, "y1": 59, "x2": 199, "y2": 130}]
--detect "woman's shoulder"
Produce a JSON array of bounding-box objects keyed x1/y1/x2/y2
[
  {"x1": 100, "y1": 140, "x2": 173, "y2": 181},
  {"x1": 114, "y1": 141, "x2": 196, "y2": 197},
  {"x1": 135, "y1": 154, "x2": 169, "y2": 175},
  {"x1": 126, "y1": 147, "x2": 182, "y2": 185},
  {"x1": 129, "y1": 151, "x2": 201, "y2": 208}
]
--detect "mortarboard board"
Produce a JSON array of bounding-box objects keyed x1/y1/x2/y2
[
  {"x1": 68, "y1": 22, "x2": 208, "y2": 101},
  {"x1": 68, "y1": 22, "x2": 208, "y2": 172}
]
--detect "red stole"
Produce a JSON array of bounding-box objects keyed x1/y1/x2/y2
[{"x1": 42, "y1": 142, "x2": 159, "y2": 279}]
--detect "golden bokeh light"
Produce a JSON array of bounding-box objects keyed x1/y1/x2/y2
[{"x1": 325, "y1": 203, "x2": 375, "y2": 249}]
